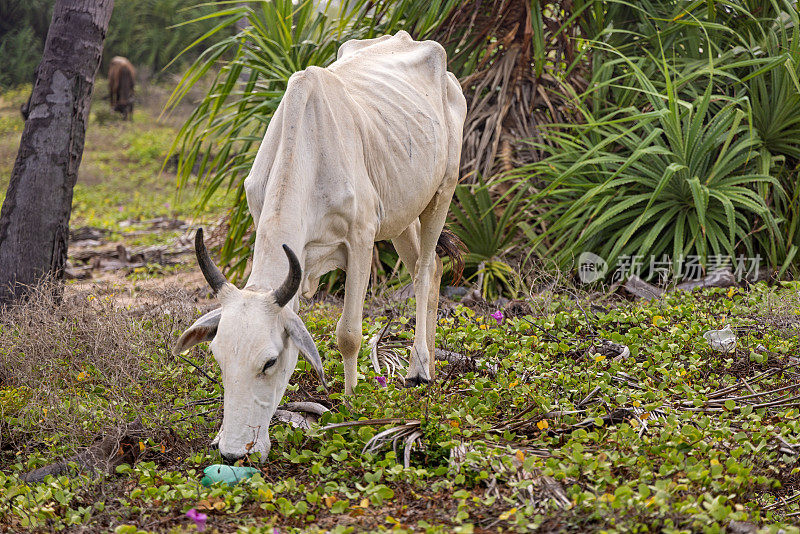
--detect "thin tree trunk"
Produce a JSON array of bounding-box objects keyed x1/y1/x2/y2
[{"x1": 0, "y1": 0, "x2": 114, "y2": 303}]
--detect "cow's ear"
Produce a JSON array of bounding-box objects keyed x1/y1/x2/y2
[
  {"x1": 173, "y1": 308, "x2": 222, "y2": 355},
  {"x1": 284, "y1": 309, "x2": 327, "y2": 391}
]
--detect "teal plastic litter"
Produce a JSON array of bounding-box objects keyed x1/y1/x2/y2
[{"x1": 200, "y1": 464, "x2": 260, "y2": 487}]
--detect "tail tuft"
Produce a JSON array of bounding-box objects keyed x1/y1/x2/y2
[{"x1": 436, "y1": 228, "x2": 466, "y2": 286}]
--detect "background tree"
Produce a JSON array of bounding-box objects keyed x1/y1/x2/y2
[
  {"x1": 0, "y1": 0, "x2": 228, "y2": 89},
  {"x1": 0, "y1": 0, "x2": 55, "y2": 88},
  {"x1": 0, "y1": 0, "x2": 114, "y2": 303}
]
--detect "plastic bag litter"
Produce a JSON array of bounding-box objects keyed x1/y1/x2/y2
[
  {"x1": 200, "y1": 464, "x2": 259, "y2": 487},
  {"x1": 703, "y1": 325, "x2": 737, "y2": 353}
]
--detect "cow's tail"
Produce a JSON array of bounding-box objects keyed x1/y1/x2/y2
[{"x1": 436, "y1": 228, "x2": 465, "y2": 286}]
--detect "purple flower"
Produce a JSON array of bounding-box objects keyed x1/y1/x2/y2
[
  {"x1": 375, "y1": 376, "x2": 387, "y2": 388},
  {"x1": 490, "y1": 310, "x2": 504, "y2": 324},
  {"x1": 186, "y1": 508, "x2": 207, "y2": 532}
]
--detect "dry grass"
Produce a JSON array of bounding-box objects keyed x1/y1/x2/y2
[{"x1": 0, "y1": 282, "x2": 208, "y2": 464}]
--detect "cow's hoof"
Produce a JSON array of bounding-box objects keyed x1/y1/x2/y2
[{"x1": 404, "y1": 376, "x2": 430, "y2": 388}]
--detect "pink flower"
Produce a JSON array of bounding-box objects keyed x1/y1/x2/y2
[
  {"x1": 186, "y1": 508, "x2": 207, "y2": 531},
  {"x1": 375, "y1": 376, "x2": 387, "y2": 388},
  {"x1": 490, "y1": 310, "x2": 504, "y2": 324}
]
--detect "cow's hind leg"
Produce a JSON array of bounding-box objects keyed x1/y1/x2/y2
[
  {"x1": 405, "y1": 180, "x2": 456, "y2": 386},
  {"x1": 337, "y1": 239, "x2": 373, "y2": 395},
  {"x1": 394, "y1": 223, "x2": 445, "y2": 383},
  {"x1": 391, "y1": 222, "x2": 420, "y2": 291},
  {"x1": 426, "y1": 257, "x2": 443, "y2": 379}
]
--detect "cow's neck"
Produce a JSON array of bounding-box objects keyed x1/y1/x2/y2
[
  {"x1": 246, "y1": 204, "x2": 308, "y2": 304},
  {"x1": 244, "y1": 120, "x2": 335, "y2": 300}
]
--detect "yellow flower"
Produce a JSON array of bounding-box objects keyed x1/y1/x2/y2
[
  {"x1": 537, "y1": 420, "x2": 549, "y2": 430},
  {"x1": 498, "y1": 508, "x2": 517, "y2": 520}
]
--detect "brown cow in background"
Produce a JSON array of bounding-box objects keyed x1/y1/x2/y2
[{"x1": 108, "y1": 56, "x2": 135, "y2": 120}]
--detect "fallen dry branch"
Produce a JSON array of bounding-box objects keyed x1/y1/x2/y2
[
  {"x1": 21, "y1": 420, "x2": 146, "y2": 483},
  {"x1": 623, "y1": 269, "x2": 738, "y2": 300},
  {"x1": 675, "y1": 269, "x2": 736, "y2": 291},
  {"x1": 674, "y1": 363, "x2": 800, "y2": 413},
  {"x1": 623, "y1": 275, "x2": 663, "y2": 300},
  {"x1": 763, "y1": 491, "x2": 800, "y2": 511}
]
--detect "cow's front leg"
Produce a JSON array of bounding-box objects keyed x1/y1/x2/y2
[{"x1": 337, "y1": 241, "x2": 373, "y2": 395}]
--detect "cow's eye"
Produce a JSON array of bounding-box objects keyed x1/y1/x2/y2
[{"x1": 261, "y1": 358, "x2": 277, "y2": 374}]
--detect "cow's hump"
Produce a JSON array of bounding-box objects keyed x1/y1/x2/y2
[{"x1": 332, "y1": 31, "x2": 447, "y2": 82}]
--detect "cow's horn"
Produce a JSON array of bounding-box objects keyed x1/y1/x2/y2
[
  {"x1": 274, "y1": 244, "x2": 301, "y2": 307},
  {"x1": 195, "y1": 228, "x2": 227, "y2": 293}
]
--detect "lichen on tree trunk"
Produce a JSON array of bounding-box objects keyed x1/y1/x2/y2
[{"x1": 0, "y1": 0, "x2": 114, "y2": 304}]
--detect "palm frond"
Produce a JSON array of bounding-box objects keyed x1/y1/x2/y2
[{"x1": 367, "y1": 320, "x2": 410, "y2": 381}]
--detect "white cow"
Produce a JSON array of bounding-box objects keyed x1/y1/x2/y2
[{"x1": 174, "y1": 31, "x2": 467, "y2": 462}]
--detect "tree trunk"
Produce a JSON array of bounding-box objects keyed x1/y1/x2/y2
[{"x1": 0, "y1": 0, "x2": 114, "y2": 304}]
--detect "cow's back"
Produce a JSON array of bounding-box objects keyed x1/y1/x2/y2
[
  {"x1": 108, "y1": 57, "x2": 135, "y2": 115},
  {"x1": 328, "y1": 31, "x2": 467, "y2": 238}
]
